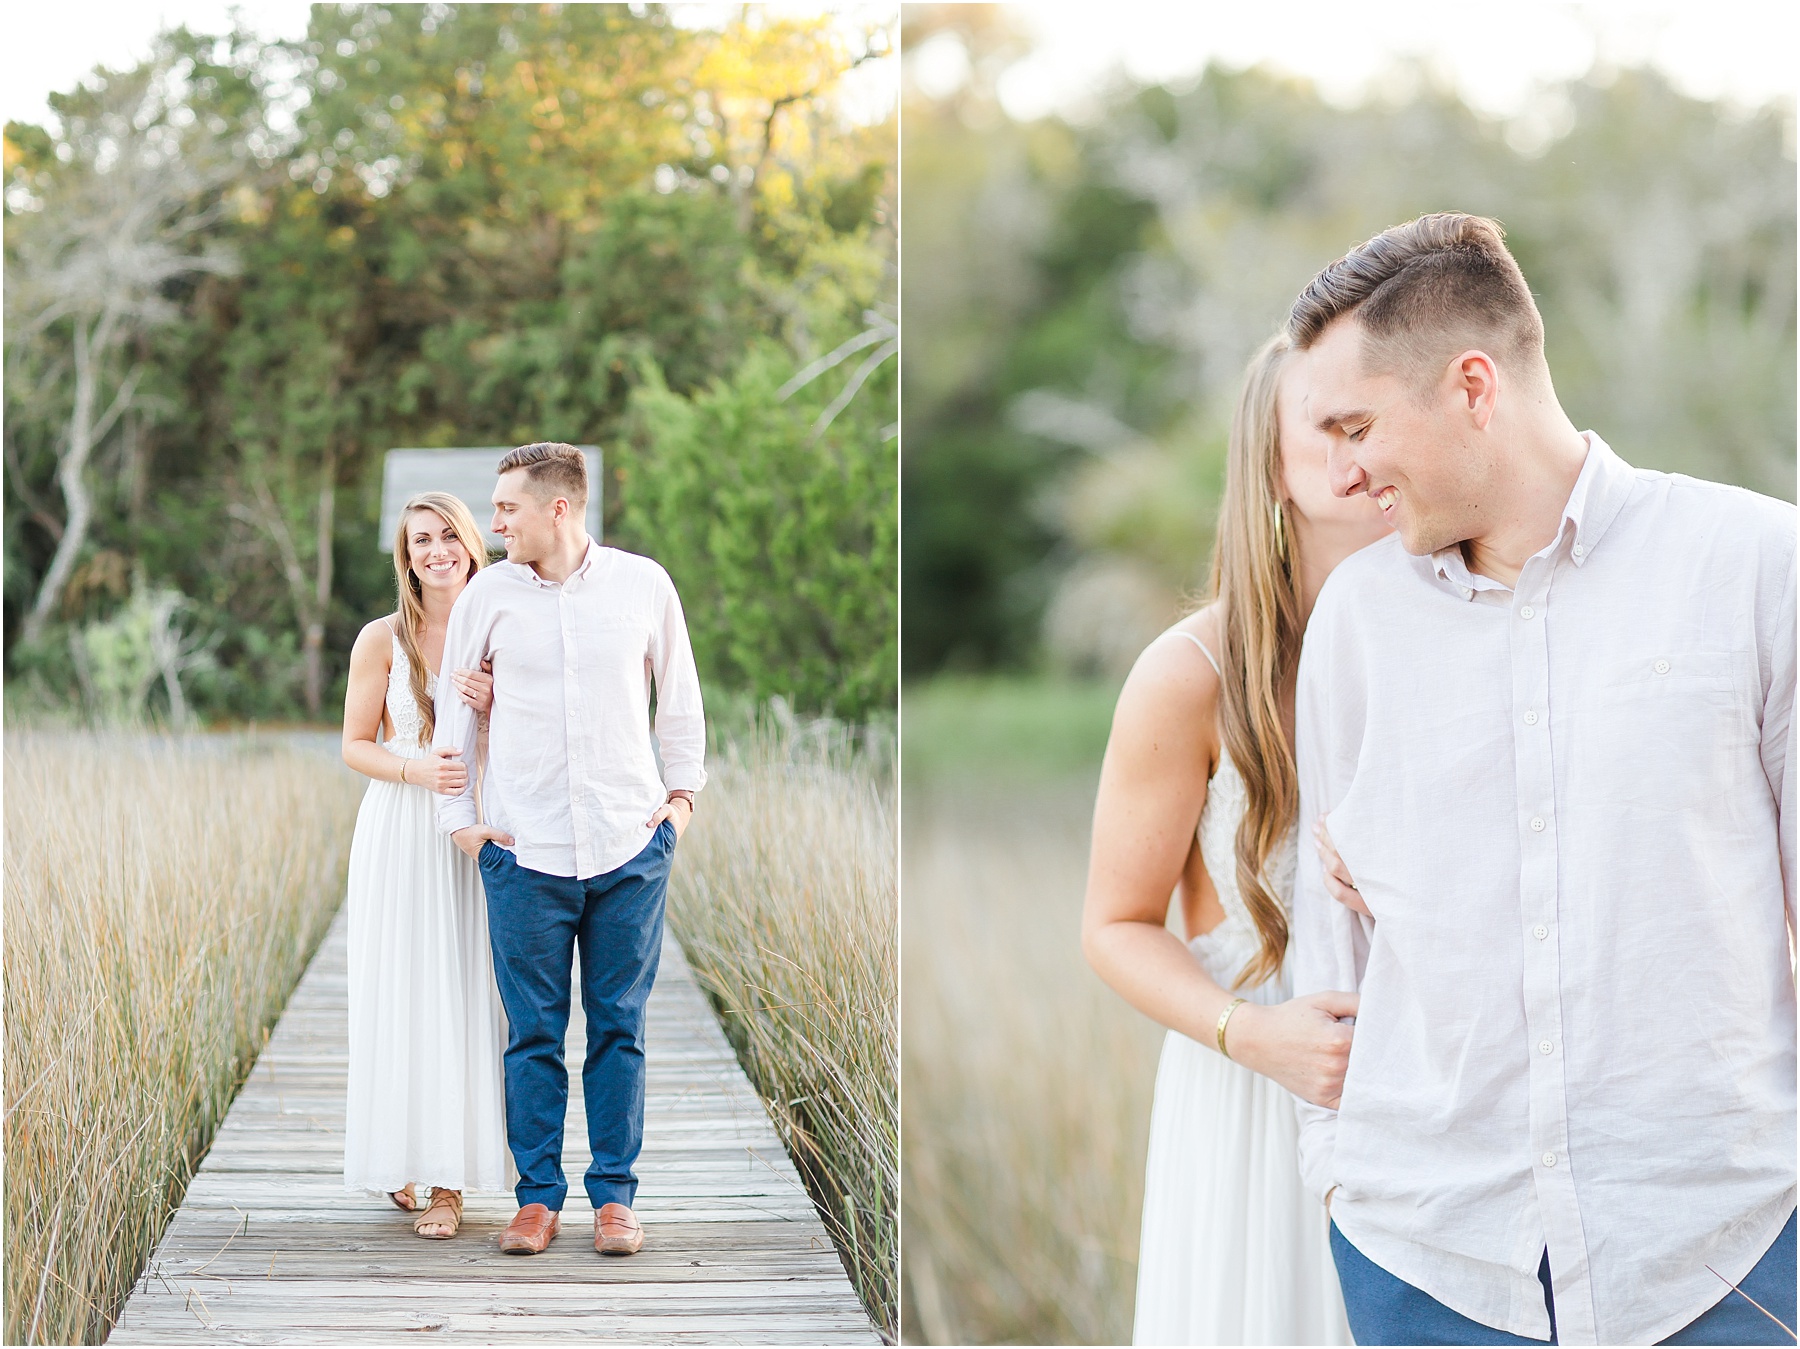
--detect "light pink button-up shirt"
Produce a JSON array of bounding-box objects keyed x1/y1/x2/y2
[
  {"x1": 433, "y1": 539, "x2": 706, "y2": 879},
  {"x1": 1291, "y1": 433, "x2": 1795, "y2": 1344}
]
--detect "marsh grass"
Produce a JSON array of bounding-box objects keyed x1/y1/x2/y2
[
  {"x1": 664, "y1": 706, "x2": 898, "y2": 1338},
  {"x1": 3, "y1": 731, "x2": 362, "y2": 1345},
  {"x1": 901, "y1": 677, "x2": 1161, "y2": 1345}
]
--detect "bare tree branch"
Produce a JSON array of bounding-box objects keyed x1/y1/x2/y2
[
  {"x1": 3, "y1": 432, "x2": 67, "y2": 542},
  {"x1": 779, "y1": 303, "x2": 898, "y2": 439},
  {"x1": 778, "y1": 326, "x2": 889, "y2": 400},
  {"x1": 232, "y1": 468, "x2": 311, "y2": 607},
  {"x1": 10, "y1": 58, "x2": 240, "y2": 643},
  {"x1": 809, "y1": 337, "x2": 897, "y2": 440},
  {"x1": 87, "y1": 363, "x2": 144, "y2": 450}
]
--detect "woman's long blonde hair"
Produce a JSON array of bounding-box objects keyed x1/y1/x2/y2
[
  {"x1": 392, "y1": 492, "x2": 488, "y2": 745},
  {"x1": 1206, "y1": 333, "x2": 1305, "y2": 989}
]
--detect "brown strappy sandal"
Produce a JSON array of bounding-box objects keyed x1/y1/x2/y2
[
  {"x1": 389, "y1": 1183, "x2": 417, "y2": 1212},
  {"x1": 413, "y1": 1187, "x2": 463, "y2": 1239}
]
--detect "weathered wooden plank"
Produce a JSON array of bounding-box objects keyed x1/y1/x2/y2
[
  {"x1": 113, "y1": 1314, "x2": 875, "y2": 1346},
  {"x1": 142, "y1": 1248, "x2": 848, "y2": 1282},
  {"x1": 196, "y1": 1145, "x2": 799, "y2": 1166},
  {"x1": 163, "y1": 1193, "x2": 823, "y2": 1219},
  {"x1": 177, "y1": 1175, "x2": 816, "y2": 1201},
  {"x1": 108, "y1": 912, "x2": 879, "y2": 1346},
  {"x1": 130, "y1": 1267, "x2": 860, "y2": 1296},
  {"x1": 147, "y1": 1218, "x2": 840, "y2": 1250}
]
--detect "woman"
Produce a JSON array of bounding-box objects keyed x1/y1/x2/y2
[
  {"x1": 340, "y1": 491, "x2": 513, "y2": 1239},
  {"x1": 1080, "y1": 333, "x2": 1390, "y2": 1344}
]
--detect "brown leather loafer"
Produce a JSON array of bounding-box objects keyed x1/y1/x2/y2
[
  {"x1": 499, "y1": 1203, "x2": 561, "y2": 1254},
  {"x1": 595, "y1": 1202, "x2": 644, "y2": 1255}
]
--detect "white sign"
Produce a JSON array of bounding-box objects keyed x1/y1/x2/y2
[{"x1": 379, "y1": 446, "x2": 602, "y2": 552}]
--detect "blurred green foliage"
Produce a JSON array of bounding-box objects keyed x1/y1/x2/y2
[
  {"x1": 901, "y1": 674, "x2": 1120, "y2": 789},
  {"x1": 621, "y1": 344, "x2": 896, "y2": 719},
  {"x1": 5, "y1": 2, "x2": 896, "y2": 723},
  {"x1": 901, "y1": 6, "x2": 1796, "y2": 676}
]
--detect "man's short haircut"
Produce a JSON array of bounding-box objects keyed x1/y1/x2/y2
[
  {"x1": 496, "y1": 441, "x2": 588, "y2": 509},
  {"x1": 1286, "y1": 213, "x2": 1545, "y2": 391}
]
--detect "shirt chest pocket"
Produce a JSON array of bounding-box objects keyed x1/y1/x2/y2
[
  {"x1": 1566, "y1": 651, "x2": 1759, "y2": 811},
  {"x1": 571, "y1": 613, "x2": 651, "y2": 688}
]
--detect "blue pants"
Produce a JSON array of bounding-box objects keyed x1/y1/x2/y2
[
  {"x1": 478, "y1": 823, "x2": 675, "y2": 1211},
  {"x1": 1332, "y1": 1210, "x2": 1796, "y2": 1345}
]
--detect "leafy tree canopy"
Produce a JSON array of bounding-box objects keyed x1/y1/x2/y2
[
  {"x1": 5, "y1": 2, "x2": 897, "y2": 724},
  {"x1": 901, "y1": 7, "x2": 1795, "y2": 676}
]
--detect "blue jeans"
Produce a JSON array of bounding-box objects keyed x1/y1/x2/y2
[
  {"x1": 478, "y1": 822, "x2": 675, "y2": 1211},
  {"x1": 1331, "y1": 1210, "x2": 1796, "y2": 1346}
]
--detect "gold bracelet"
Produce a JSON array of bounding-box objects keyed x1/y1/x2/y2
[
  {"x1": 1216, "y1": 997, "x2": 1248, "y2": 1059},
  {"x1": 398, "y1": 760, "x2": 408, "y2": 785}
]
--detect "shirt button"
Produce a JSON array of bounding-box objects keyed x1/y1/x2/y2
[
  {"x1": 1519, "y1": 605, "x2": 1536, "y2": 619},
  {"x1": 1539, "y1": 1040, "x2": 1554, "y2": 1055},
  {"x1": 1543, "y1": 1152, "x2": 1558, "y2": 1167},
  {"x1": 1653, "y1": 659, "x2": 1670, "y2": 675},
  {"x1": 1523, "y1": 710, "x2": 1539, "y2": 725},
  {"x1": 1530, "y1": 816, "x2": 1546, "y2": 832},
  {"x1": 1571, "y1": 543, "x2": 1586, "y2": 559},
  {"x1": 1534, "y1": 924, "x2": 1548, "y2": 940}
]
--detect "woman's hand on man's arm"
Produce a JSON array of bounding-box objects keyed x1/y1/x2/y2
[
  {"x1": 1313, "y1": 819, "x2": 1371, "y2": 918},
  {"x1": 451, "y1": 657, "x2": 493, "y2": 718}
]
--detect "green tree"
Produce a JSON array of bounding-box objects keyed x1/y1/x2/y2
[
  {"x1": 621, "y1": 344, "x2": 896, "y2": 721},
  {"x1": 900, "y1": 22, "x2": 1795, "y2": 676},
  {"x1": 5, "y1": 3, "x2": 896, "y2": 725}
]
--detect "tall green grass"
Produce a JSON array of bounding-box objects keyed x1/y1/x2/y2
[
  {"x1": 664, "y1": 705, "x2": 898, "y2": 1339},
  {"x1": 2, "y1": 731, "x2": 362, "y2": 1345},
  {"x1": 4, "y1": 715, "x2": 899, "y2": 1343},
  {"x1": 900, "y1": 677, "x2": 1162, "y2": 1345},
  {"x1": 900, "y1": 675, "x2": 1122, "y2": 787}
]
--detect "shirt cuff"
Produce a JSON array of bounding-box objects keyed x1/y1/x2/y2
[
  {"x1": 1296, "y1": 1110, "x2": 1338, "y2": 1206},
  {"x1": 437, "y1": 798, "x2": 478, "y2": 835},
  {"x1": 662, "y1": 767, "x2": 706, "y2": 794}
]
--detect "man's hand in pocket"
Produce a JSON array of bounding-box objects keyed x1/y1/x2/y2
[
  {"x1": 452, "y1": 825, "x2": 514, "y2": 861},
  {"x1": 646, "y1": 795, "x2": 694, "y2": 841}
]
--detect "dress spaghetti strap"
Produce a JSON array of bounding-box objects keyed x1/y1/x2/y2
[{"x1": 1170, "y1": 629, "x2": 1224, "y2": 678}]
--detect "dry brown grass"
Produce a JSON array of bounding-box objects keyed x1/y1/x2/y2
[
  {"x1": 3, "y1": 731, "x2": 362, "y2": 1345},
  {"x1": 664, "y1": 710, "x2": 898, "y2": 1338},
  {"x1": 900, "y1": 779, "x2": 1163, "y2": 1345}
]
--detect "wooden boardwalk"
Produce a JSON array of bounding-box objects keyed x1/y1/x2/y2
[{"x1": 108, "y1": 913, "x2": 880, "y2": 1345}]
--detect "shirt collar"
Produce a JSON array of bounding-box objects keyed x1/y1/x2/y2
[
  {"x1": 515, "y1": 535, "x2": 600, "y2": 590},
  {"x1": 1430, "y1": 430, "x2": 1633, "y2": 599}
]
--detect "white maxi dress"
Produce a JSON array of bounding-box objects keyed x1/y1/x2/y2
[
  {"x1": 342, "y1": 628, "x2": 513, "y2": 1196},
  {"x1": 1131, "y1": 633, "x2": 1351, "y2": 1346}
]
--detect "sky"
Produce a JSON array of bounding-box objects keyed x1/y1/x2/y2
[
  {"x1": 0, "y1": 1, "x2": 899, "y2": 130},
  {"x1": 987, "y1": 0, "x2": 1796, "y2": 123},
  {"x1": 1, "y1": 2, "x2": 1781, "y2": 147},
  {"x1": 1, "y1": 1, "x2": 314, "y2": 125}
]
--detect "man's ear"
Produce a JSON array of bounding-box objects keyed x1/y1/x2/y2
[{"x1": 1447, "y1": 349, "x2": 1499, "y2": 430}]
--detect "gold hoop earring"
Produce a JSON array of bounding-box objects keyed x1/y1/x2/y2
[{"x1": 1271, "y1": 501, "x2": 1289, "y2": 563}]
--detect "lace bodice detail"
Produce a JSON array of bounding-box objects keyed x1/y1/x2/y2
[
  {"x1": 385, "y1": 628, "x2": 436, "y2": 759},
  {"x1": 1191, "y1": 748, "x2": 1299, "y2": 992},
  {"x1": 1165, "y1": 629, "x2": 1298, "y2": 991}
]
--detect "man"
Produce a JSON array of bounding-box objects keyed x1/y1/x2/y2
[
  {"x1": 432, "y1": 441, "x2": 706, "y2": 1259},
  {"x1": 1286, "y1": 214, "x2": 1794, "y2": 1344}
]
